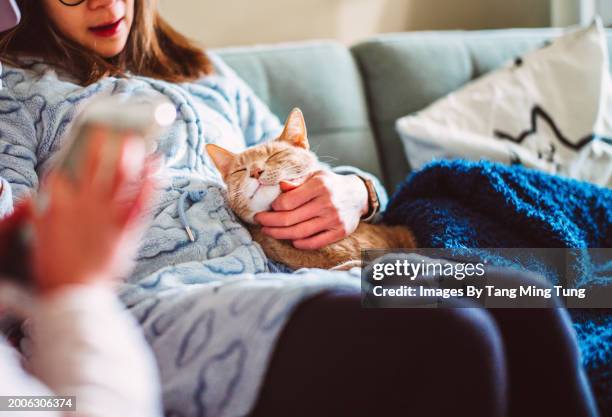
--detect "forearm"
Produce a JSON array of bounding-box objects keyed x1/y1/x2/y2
[{"x1": 28, "y1": 284, "x2": 163, "y2": 417}]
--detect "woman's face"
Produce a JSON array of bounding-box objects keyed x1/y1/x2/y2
[{"x1": 43, "y1": 0, "x2": 134, "y2": 58}]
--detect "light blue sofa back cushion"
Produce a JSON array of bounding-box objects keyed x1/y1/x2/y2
[
  {"x1": 216, "y1": 42, "x2": 383, "y2": 180},
  {"x1": 352, "y1": 29, "x2": 612, "y2": 190}
]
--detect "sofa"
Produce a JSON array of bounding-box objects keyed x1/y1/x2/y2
[{"x1": 216, "y1": 28, "x2": 612, "y2": 194}]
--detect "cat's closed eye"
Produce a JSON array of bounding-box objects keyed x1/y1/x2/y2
[
  {"x1": 266, "y1": 151, "x2": 286, "y2": 162},
  {"x1": 230, "y1": 168, "x2": 247, "y2": 176}
]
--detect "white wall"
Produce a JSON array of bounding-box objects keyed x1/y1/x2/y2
[
  {"x1": 159, "y1": 0, "x2": 551, "y2": 48},
  {"x1": 551, "y1": 0, "x2": 612, "y2": 26}
]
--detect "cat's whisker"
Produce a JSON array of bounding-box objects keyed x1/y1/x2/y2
[
  {"x1": 318, "y1": 155, "x2": 338, "y2": 162},
  {"x1": 276, "y1": 162, "x2": 302, "y2": 171}
]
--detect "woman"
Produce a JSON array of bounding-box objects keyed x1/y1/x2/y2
[
  {"x1": 0, "y1": 130, "x2": 162, "y2": 417},
  {"x1": 0, "y1": 1, "x2": 598, "y2": 417}
]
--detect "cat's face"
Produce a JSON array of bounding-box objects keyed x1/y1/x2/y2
[{"x1": 206, "y1": 108, "x2": 320, "y2": 224}]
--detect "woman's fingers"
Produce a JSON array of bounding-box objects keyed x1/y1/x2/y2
[
  {"x1": 80, "y1": 126, "x2": 108, "y2": 190},
  {"x1": 80, "y1": 127, "x2": 145, "y2": 200},
  {"x1": 111, "y1": 138, "x2": 153, "y2": 228},
  {"x1": 109, "y1": 135, "x2": 146, "y2": 200},
  {"x1": 78, "y1": 129, "x2": 150, "y2": 228},
  {"x1": 113, "y1": 161, "x2": 156, "y2": 228},
  {"x1": 40, "y1": 171, "x2": 75, "y2": 216},
  {"x1": 279, "y1": 180, "x2": 300, "y2": 192},
  {"x1": 261, "y1": 216, "x2": 331, "y2": 241},
  {"x1": 255, "y1": 196, "x2": 324, "y2": 227},
  {"x1": 293, "y1": 229, "x2": 345, "y2": 250},
  {"x1": 108, "y1": 137, "x2": 130, "y2": 200},
  {"x1": 270, "y1": 176, "x2": 321, "y2": 211}
]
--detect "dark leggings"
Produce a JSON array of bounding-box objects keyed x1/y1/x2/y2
[{"x1": 250, "y1": 291, "x2": 598, "y2": 417}]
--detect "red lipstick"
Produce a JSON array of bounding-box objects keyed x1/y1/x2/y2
[{"x1": 89, "y1": 17, "x2": 124, "y2": 38}]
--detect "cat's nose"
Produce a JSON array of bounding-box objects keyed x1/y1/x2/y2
[{"x1": 250, "y1": 168, "x2": 264, "y2": 179}]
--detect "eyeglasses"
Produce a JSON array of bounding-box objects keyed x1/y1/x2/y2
[{"x1": 59, "y1": 0, "x2": 86, "y2": 6}]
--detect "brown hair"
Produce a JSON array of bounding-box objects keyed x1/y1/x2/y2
[{"x1": 0, "y1": 0, "x2": 213, "y2": 85}]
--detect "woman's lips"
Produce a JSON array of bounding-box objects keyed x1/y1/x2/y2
[{"x1": 89, "y1": 17, "x2": 124, "y2": 38}]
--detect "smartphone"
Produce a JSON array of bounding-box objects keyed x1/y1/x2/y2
[
  {"x1": 55, "y1": 94, "x2": 176, "y2": 181},
  {"x1": 0, "y1": 0, "x2": 20, "y2": 32}
]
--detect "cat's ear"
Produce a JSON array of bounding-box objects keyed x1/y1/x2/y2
[
  {"x1": 278, "y1": 108, "x2": 309, "y2": 150},
  {"x1": 206, "y1": 144, "x2": 237, "y2": 177}
]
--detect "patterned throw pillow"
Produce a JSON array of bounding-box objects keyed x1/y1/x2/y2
[{"x1": 396, "y1": 19, "x2": 612, "y2": 187}]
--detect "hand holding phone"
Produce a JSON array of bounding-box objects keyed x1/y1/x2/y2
[
  {"x1": 32, "y1": 128, "x2": 156, "y2": 296},
  {"x1": 0, "y1": 95, "x2": 174, "y2": 293}
]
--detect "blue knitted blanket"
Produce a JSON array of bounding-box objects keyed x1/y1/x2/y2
[{"x1": 383, "y1": 160, "x2": 612, "y2": 413}]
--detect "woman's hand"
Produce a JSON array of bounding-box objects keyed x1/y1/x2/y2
[
  {"x1": 254, "y1": 171, "x2": 369, "y2": 250},
  {"x1": 31, "y1": 128, "x2": 155, "y2": 296}
]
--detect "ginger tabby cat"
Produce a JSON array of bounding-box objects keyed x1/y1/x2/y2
[{"x1": 206, "y1": 108, "x2": 416, "y2": 270}]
